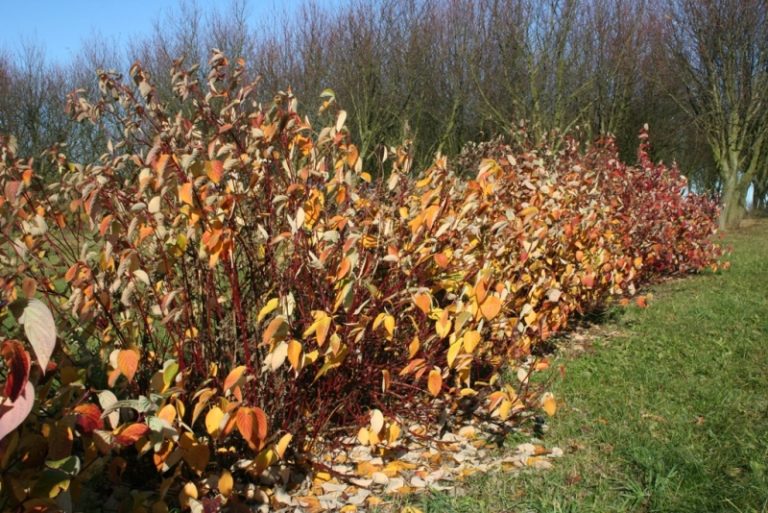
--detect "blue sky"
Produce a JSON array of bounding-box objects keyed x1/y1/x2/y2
[{"x1": 0, "y1": 0, "x2": 302, "y2": 64}]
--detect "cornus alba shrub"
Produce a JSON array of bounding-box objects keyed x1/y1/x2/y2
[{"x1": 0, "y1": 52, "x2": 723, "y2": 512}]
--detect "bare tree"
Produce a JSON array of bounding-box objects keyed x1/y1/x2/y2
[{"x1": 663, "y1": 0, "x2": 768, "y2": 228}]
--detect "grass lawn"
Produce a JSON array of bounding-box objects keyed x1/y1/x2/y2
[{"x1": 401, "y1": 220, "x2": 768, "y2": 512}]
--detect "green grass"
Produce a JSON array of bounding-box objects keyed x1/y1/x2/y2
[{"x1": 403, "y1": 221, "x2": 768, "y2": 513}]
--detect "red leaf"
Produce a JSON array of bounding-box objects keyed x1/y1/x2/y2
[
  {"x1": 114, "y1": 423, "x2": 149, "y2": 446},
  {"x1": 74, "y1": 403, "x2": 104, "y2": 434},
  {"x1": 1, "y1": 340, "x2": 30, "y2": 401}
]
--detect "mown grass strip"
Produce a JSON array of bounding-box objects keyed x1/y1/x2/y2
[{"x1": 402, "y1": 221, "x2": 768, "y2": 513}]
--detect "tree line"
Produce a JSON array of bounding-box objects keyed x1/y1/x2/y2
[{"x1": 0, "y1": 0, "x2": 765, "y2": 227}]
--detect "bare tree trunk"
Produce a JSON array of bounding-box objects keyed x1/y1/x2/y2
[{"x1": 719, "y1": 171, "x2": 746, "y2": 229}]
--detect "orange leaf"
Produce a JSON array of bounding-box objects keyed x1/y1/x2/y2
[
  {"x1": 427, "y1": 369, "x2": 442, "y2": 396},
  {"x1": 336, "y1": 257, "x2": 351, "y2": 281},
  {"x1": 476, "y1": 277, "x2": 489, "y2": 304},
  {"x1": 346, "y1": 144, "x2": 359, "y2": 167},
  {"x1": 99, "y1": 215, "x2": 113, "y2": 236},
  {"x1": 262, "y1": 316, "x2": 288, "y2": 345},
  {"x1": 413, "y1": 293, "x2": 431, "y2": 315},
  {"x1": 223, "y1": 365, "x2": 246, "y2": 392},
  {"x1": 408, "y1": 336, "x2": 420, "y2": 359},
  {"x1": 178, "y1": 182, "x2": 193, "y2": 206},
  {"x1": 434, "y1": 252, "x2": 450, "y2": 268},
  {"x1": 154, "y1": 153, "x2": 170, "y2": 174},
  {"x1": 74, "y1": 403, "x2": 104, "y2": 434},
  {"x1": 206, "y1": 160, "x2": 224, "y2": 184},
  {"x1": 117, "y1": 349, "x2": 140, "y2": 382},
  {"x1": 236, "y1": 407, "x2": 268, "y2": 450},
  {"x1": 114, "y1": 423, "x2": 149, "y2": 446},
  {"x1": 480, "y1": 295, "x2": 502, "y2": 321}
]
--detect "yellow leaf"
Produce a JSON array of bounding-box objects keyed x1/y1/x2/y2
[
  {"x1": 373, "y1": 312, "x2": 386, "y2": 330},
  {"x1": 178, "y1": 182, "x2": 193, "y2": 206},
  {"x1": 357, "y1": 426, "x2": 370, "y2": 445},
  {"x1": 447, "y1": 339, "x2": 462, "y2": 368},
  {"x1": 257, "y1": 298, "x2": 279, "y2": 322},
  {"x1": 252, "y1": 446, "x2": 278, "y2": 474},
  {"x1": 158, "y1": 404, "x2": 176, "y2": 424},
  {"x1": 541, "y1": 393, "x2": 557, "y2": 416},
  {"x1": 498, "y1": 399, "x2": 512, "y2": 420},
  {"x1": 303, "y1": 311, "x2": 331, "y2": 347},
  {"x1": 275, "y1": 433, "x2": 292, "y2": 459},
  {"x1": 427, "y1": 369, "x2": 442, "y2": 396},
  {"x1": 179, "y1": 432, "x2": 210, "y2": 474},
  {"x1": 463, "y1": 330, "x2": 481, "y2": 353},
  {"x1": 435, "y1": 310, "x2": 451, "y2": 339},
  {"x1": 388, "y1": 422, "x2": 401, "y2": 444},
  {"x1": 205, "y1": 407, "x2": 224, "y2": 437},
  {"x1": 383, "y1": 314, "x2": 395, "y2": 340},
  {"x1": 287, "y1": 340, "x2": 302, "y2": 370},
  {"x1": 179, "y1": 481, "x2": 198, "y2": 509},
  {"x1": 218, "y1": 469, "x2": 234, "y2": 497}
]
